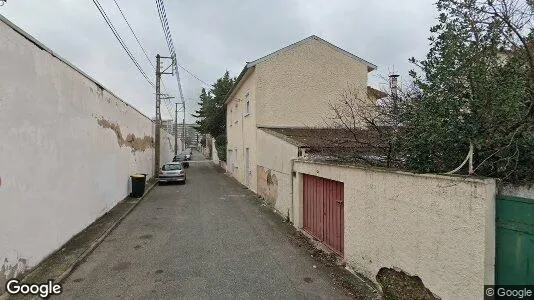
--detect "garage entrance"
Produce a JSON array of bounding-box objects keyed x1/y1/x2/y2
[{"x1": 302, "y1": 174, "x2": 344, "y2": 255}]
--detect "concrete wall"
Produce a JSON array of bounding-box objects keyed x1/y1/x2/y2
[
  {"x1": 256, "y1": 129, "x2": 298, "y2": 218},
  {"x1": 293, "y1": 161, "x2": 496, "y2": 300},
  {"x1": 0, "y1": 16, "x2": 171, "y2": 285},
  {"x1": 160, "y1": 130, "x2": 175, "y2": 166},
  {"x1": 226, "y1": 69, "x2": 258, "y2": 192},
  {"x1": 211, "y1": 137, "x2": 220, "y2": 165},
  {"x1": 255, "y1": 38, "x2": 369, "y2": 128},
  {"x1": 499, "y1": 183, "x2": 534, "y2": 199}
]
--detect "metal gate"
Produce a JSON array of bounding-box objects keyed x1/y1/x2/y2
[
  {"x1": 495, "y1": 195, "x2": 534, "y2": 284},
  {"x1": 303, "y1": 174, "x2": 344, "y2": 255}
]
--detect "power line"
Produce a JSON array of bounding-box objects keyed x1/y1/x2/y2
[
  {"x1": 175, "y1": 63, "x2": 210, "y2": 86},
  {"x1": 155, "y1": 0, "x2": 210, "y2": 89},
  {"x1": 111, "y1": 0, "x2": 176, "y2": 119},
  {"x1": 155, "y1": 0, "x2": 175, "y2": 56},
  {"x1": 155, "y1": 0, "x2": 184, "y2": 105},
  {"x1": 92, "y1": 0, "x2": 155, "y2": 88},
  {"x1": 155, "y1": 0, "x2": 209, "y2": 87},
  {"x1": 112, "y1": 0, "x2": 155, "y2": 69}
]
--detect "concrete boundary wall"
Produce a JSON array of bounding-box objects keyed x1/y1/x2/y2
[
  {"x1": 211, "y1": 137, "x2": 220, "y2": 165},
  {"x1": 293, "y1": 160, "x2": 496, "y2": 300},
  {"x1": 0, "y1": 16, "x2": 172, "y2": 287},
  {"x1": 256, "y1": 128, "x2": 298, "y2": 218}
]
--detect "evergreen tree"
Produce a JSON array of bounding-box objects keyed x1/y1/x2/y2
[
  {"x1": 192, "y1": 71, "x2": 235, "y2": 161},
  {"x1": 398, "y1": 0, "x2": 534, "y2": 183}
]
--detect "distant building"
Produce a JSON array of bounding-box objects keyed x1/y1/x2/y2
[{"x1": 154, "y1": 118, "x2": 200, "y2": 148}]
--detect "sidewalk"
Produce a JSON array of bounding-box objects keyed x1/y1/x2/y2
[{"x1": 1, "y1": 178, "x2": 157, "y2": 300}]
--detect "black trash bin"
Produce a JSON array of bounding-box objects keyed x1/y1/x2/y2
[{"x1": 130, "y1": 174, "x2": 146, "y2": 198}]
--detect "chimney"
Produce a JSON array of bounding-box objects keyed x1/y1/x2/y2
[
  {"x1": 389, "y1": 74, "x2": 400, "y2": 131},
  {"x1": 389, "y1": 74, "x2": 399, "y2": 99}
]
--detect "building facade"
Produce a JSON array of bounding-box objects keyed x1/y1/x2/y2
[{"x1": 225, "y1": 35, "x2": 377, "y2": 208}]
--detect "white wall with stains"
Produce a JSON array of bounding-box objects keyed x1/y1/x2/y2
[
  {"x1": 256, "y1": 129, "x2": 298, "y2": 218},
  {"x1": 293, "y1": 160, "x2": 497, "y2": 300},
  {"x1": 0, "y1": 16, "x2": 172, "y2": 287}
]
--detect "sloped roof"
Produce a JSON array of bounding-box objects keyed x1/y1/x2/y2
[
  {"x1": 367, "y1": 86, "x2": 388, "y2": 100},
  {"x1": 259, "y1": 126, "x2": 403, "y2": 167},
  {"x1": 225, "y1": 35, "x2": 377, "y2": 106},
  {"x1": 259, "y1": 127, "x2": 387, "y2": 152},
  {"x1": 246, "y1": 35, "x2": 377, "y2": 71}
]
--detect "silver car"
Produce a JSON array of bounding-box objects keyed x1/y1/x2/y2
[{"x1": 158, "y1": 162, "x2": 186, "y2": 184}]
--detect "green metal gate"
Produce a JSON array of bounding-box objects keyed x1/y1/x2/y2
[{"x1": 495, "y1": 195, "x2": 534, "y2": 284}]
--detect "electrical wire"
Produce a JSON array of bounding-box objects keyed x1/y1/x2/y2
[
  {"x1": 92, "y1": 0, "x2": 155, "y2": 88},
  {"x1": 175, "y1": 62, "x2": 210, "y2": 87},
  {"x1": 155, "y1": 0, "x2": 209, "y2": 88},
  {"x1": 112, "y1": 0, "x2": 155, "y2": 69},
  {"x1": 155, "y1": 0, "x2": 184, "y2": 108},
  {"x1": 111, "y1": 0, "x2": 177, "y2": 120}
]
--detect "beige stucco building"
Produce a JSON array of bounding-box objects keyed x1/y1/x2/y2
[
  {"x1": 225, "y1": 35, "x2": 377, "y2": 207},
  {"x1": 223, "y1": 35, "x2": 501, "y2": 299}
]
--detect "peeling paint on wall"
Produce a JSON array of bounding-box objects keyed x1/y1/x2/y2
[
  {"x1": 1, "y1": 258, "x2": 28, "y2": 292},
  {"x1": 96, "y1": 117, "x2": 154, "y2": 152},
  {"x1": 257, "y1": 166, "x2": 278, "y2": 206}
]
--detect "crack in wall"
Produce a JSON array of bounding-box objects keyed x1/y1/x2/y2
[{"x1": 96, "y1": 117, "x2": 154, "y2": 152}]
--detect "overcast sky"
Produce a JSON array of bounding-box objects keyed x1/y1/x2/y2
[{"x1": 0, "y1": 0, "x2": 438, "y2": 123}]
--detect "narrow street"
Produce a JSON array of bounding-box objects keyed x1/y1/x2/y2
[{"x1": 57, "y1": 151, "x2": 352, "y2": 300}]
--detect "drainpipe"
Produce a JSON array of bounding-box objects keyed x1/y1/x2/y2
[
  {"x1": 290, "y1": 157, "x2": 297, "y2": 224},
  {"x1": 290, "y1": 146, "x2": 306, "y2": 224}
]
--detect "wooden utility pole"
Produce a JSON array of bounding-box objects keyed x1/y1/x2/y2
[{"x1": 154, "y1": 54, "x2": 161, "y2": 177}]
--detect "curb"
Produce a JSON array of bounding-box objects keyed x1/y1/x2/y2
[{"x1": 0, "y1": 182, "x2": 158, "y2": 300}]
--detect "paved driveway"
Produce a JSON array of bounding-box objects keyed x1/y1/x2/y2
[{"x1": 57, "y1": 153, "x2": 353, "y2": 299}]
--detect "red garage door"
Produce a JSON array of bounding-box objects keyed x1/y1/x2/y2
[{"x1": 303, "y1": 174, "x2": 344, "y2": 255}]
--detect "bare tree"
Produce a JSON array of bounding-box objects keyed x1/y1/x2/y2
[{"x1": 323, "y1": 81, "x2": 406, "y2": 168}]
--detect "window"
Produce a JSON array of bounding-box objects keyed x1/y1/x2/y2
[
  {"x1": 245, "y1": 100, "x2": 250, "y2": 115},
  {"x1": 162, "y1": 163, "x2": 182, "y2": 171}
]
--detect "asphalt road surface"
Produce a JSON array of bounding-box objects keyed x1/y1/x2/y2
[{"x1": 57, "y1": 151, "x2": 352, "y2": 300}]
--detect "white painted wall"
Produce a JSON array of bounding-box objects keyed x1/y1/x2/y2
[
  {"x1": 256, "y1": 129, "x2": 298, "y2": 218},
  {"x1": 293, "y1": 161, "x2": 496, "y2": 300},
  {"x1": 499, "y1": 183, "x2": 534, "y2": 199},
  {"x1": 226, "y1": 69, "x2": 258, "y2": 192},
  {"x1": 0, "y1": 16, "x2": 172, "y2": 284},
  {"x1": 160, "y1": 130, "x2": 175, "y2": 166},
  {"x1": 211, "y1": 137, "x2": 220, "y2": 165}
]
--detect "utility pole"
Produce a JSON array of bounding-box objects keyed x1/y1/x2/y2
[
  {"x1": 154, "y1": 54, "x2": 161, "y2": 177},
  {"x1": 154, "y1": 54, "x2": 174, "y2": 177},
  {"x1": 182, "y1": 101, "x2": 186, "y2": 150},
  {"x1": 174, "y1": 102, "x2": 178, "y2": 156}
]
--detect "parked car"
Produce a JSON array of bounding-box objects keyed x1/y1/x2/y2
[
  {"x1": 172, "y1": 154, "x2": 189, "y2": 168},
  {"x1": 159, "y1": 162, "x2": 186, "y2": 184},
  {"x1": 182, "y1": 149, "x2": 192, "y2": 160}
]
